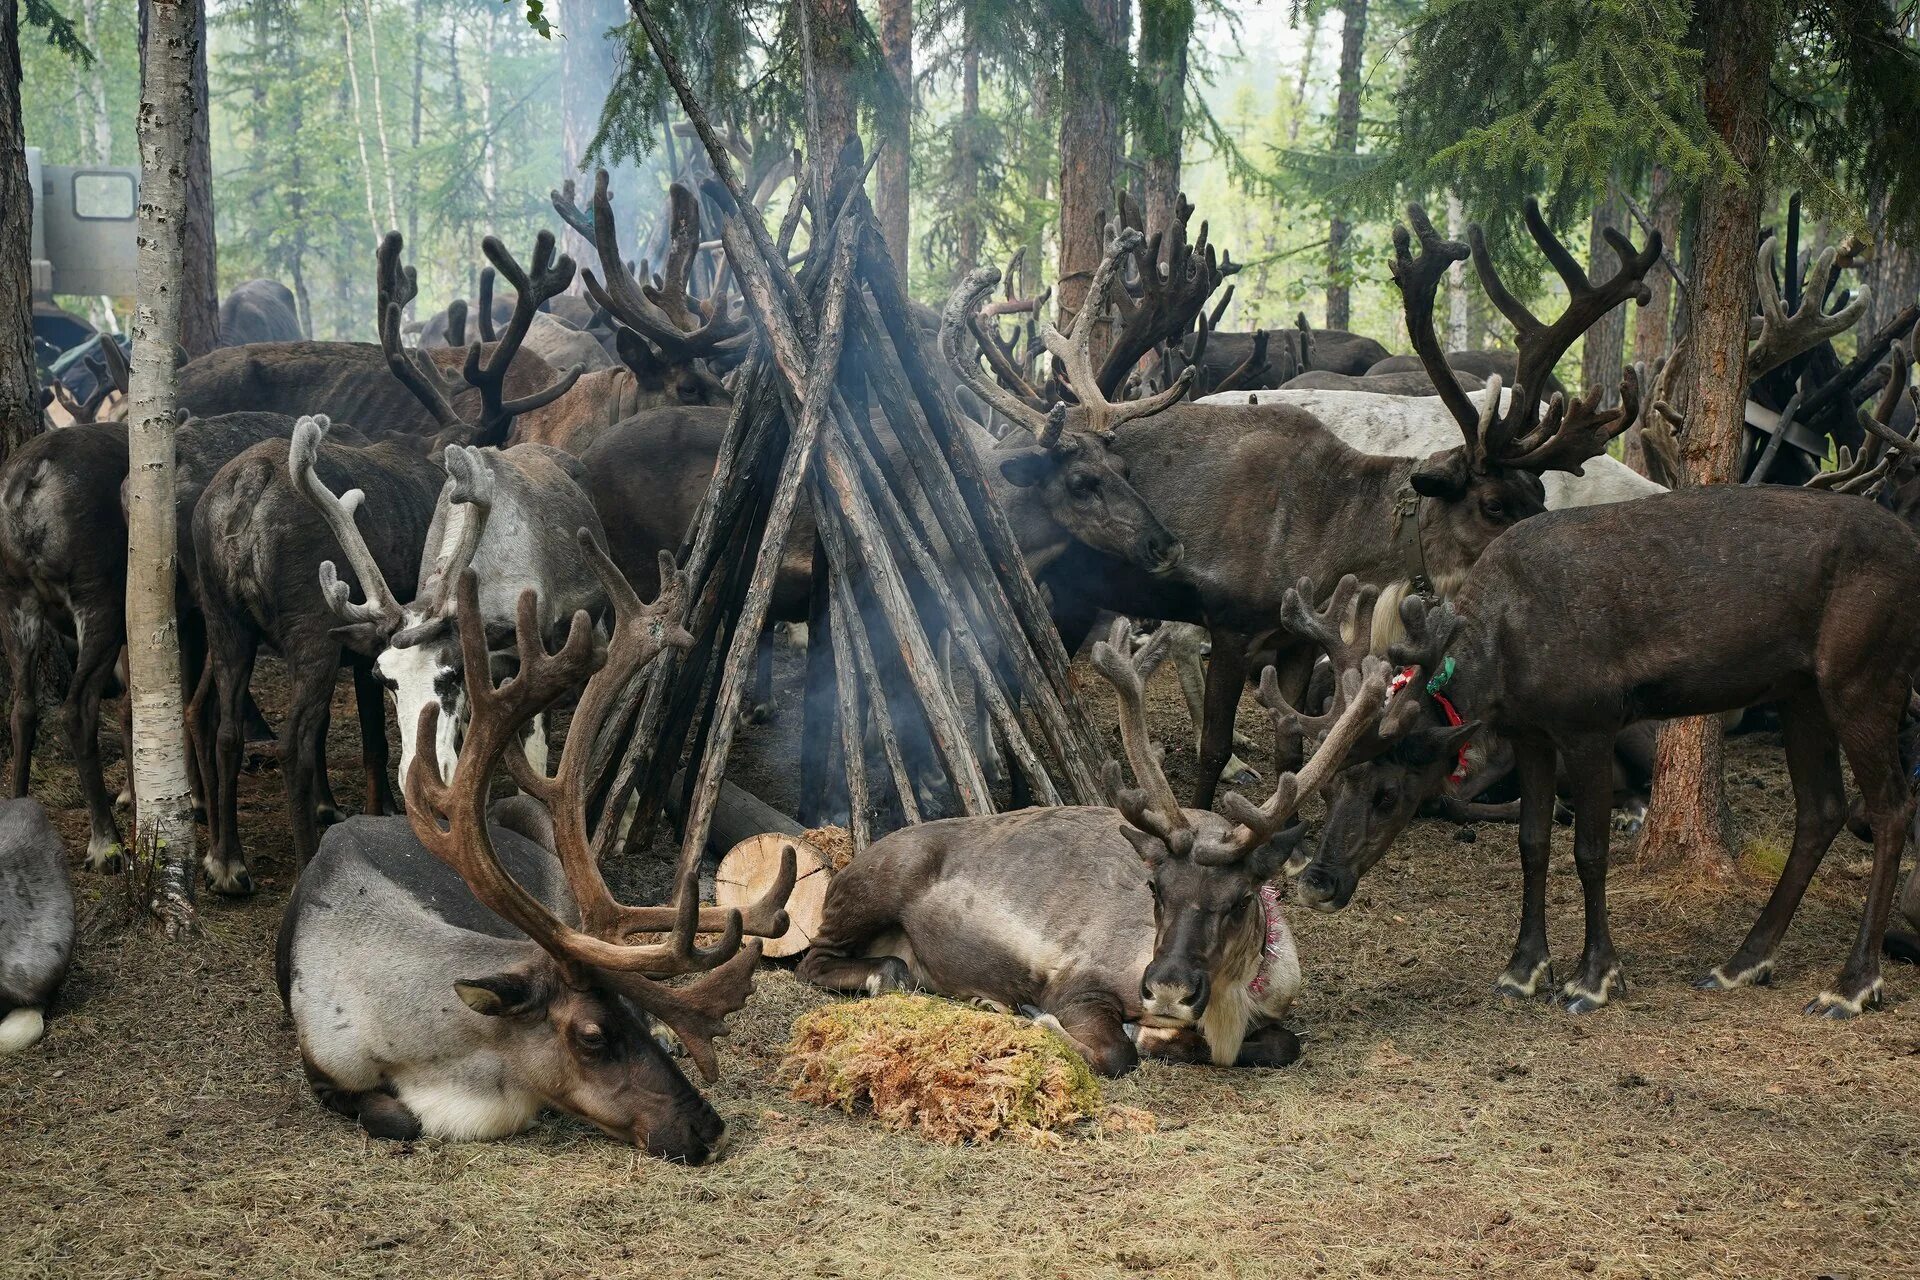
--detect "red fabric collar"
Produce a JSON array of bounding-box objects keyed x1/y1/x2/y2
[{"x1": 1393, "y1": 665, "x2": 1470, "y2": 784}]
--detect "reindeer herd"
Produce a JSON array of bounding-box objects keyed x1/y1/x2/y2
[{"x1": 4, "y1": 174, "x2": 1920, "y2": 1164}]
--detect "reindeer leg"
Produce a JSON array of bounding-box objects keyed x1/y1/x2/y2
[
  {"x1": 1, "y1": 588, "x2": 43, "y2": 798},
  {"x1": 1560, "y1": 737, "x2": 1625, "y2": 1014},
  {"x1": 280, "y1": 653, "x2": 340, "y2": 877},
  {"x1": 1041, "y1": 995, "x2": 1137, "y2": 1078},
  {"x1": 1809, "y1": 692, "x2": 1912, "y2": 1017},
  {"x1": 741, "y1": 626, "x2": 774, "y2": 726},
  {"x1": 1193, "y1": 628, "x2": 1251, "y2": 810},
  {"x1": 352, "y1": 661, "x2": 396, "y2": 816},
  {"x1": 66, "y1": 610, "x2": 125, "y2": 872},
  {"x1": 1496, "y1": 739, "x2": 1556, "y2": 999},
  {"x1": 309, "y1": 694, "x2": 344, "y2": 826},
  {"x1": 205, "y1": 630, "x2": 257, "y2": 896},
  {"x1": 1699, "y1": 695, "x2": 1843, "y2": 991}
]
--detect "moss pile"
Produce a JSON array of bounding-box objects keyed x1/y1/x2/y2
[{"x1": 781, "y1": 994, "x2": 1104, "y2": 1145}]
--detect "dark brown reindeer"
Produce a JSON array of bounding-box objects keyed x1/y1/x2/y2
[
  {"x1": 988, "y1": 198, "x2": 1657, "y2": 809},
  {"x1": 1291, "y1": 220, "x2": 1920, "y2": 1021},
  {"x1": 279, "y1": 545, "x2": 793, "y2": 1157},
  {"x1": 798, "y1": 609, "x2": 1388, "y2": 1075}
]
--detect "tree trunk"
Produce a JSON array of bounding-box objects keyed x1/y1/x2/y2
[
  {"x1": 1139, "y1": 0, "x2": 1191, "y2": 260},
  {"x1": 141, "y1": 0, "x2": 219, "y2": 357},
  {"x1": 0, "y1": 0, "x2": 37, "y2": 465},
  {"x1": 1865, "y1": 192, "x2": 1920, "y2": 341},
  {"x1": 1631, "y1": 164, "x2": 1679, "y2": 367},
  {"x1": 954, "y1": 19, "x2": 981, "y2": 278},
  {"x1": 1022, "y1": 71, "x2": 1051, "y2": 300},
  {"x1": 1635, "y1": 2, "x2": 1774, "y2": 878},
  {"x1": 129, "y1": 0, "x2": 203, "y2": 936},
  {"x1": 1288, "y1": 11, "x2": 1320, "y2": 146},
  {"x1": 1580, "y1": 188, "x2": 1627, "y2": 404},
  {"x1": 362, "y1": 0, "x2": 401, "y2": 229},
  {"x1": 873, "y1": 0, "x2": 911, "y2": 273},
  {"x1": 1056, "y1": 0, "x2": 1123, "y2": 337},
  {"x1": 1445, "y1": 190, "x2": 1469, "y2": 350},
  {"x1": 801, "y1": 0, "x2": 861, "y2": 193},
  {"x1": 340, "y1": 1, "x2": 382, "y2": 243},
  {"x1": 1324, "y1": 0, "x2": 1367, "y2": 331}
]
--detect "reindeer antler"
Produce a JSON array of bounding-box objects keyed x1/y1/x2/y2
[
  {"x1": 1090, "y1": 618, "x2": 1193, "y2": 859},
  {"x1": 1749, "y1": 235, "x2": 1869, "y2": 380},
  {"x1": 575, "y1": 171, "x2": 744, "y2": 363},
  {"x1": 289, "y1": 415, "x2": 407, "y2": 636},
  {"x1": 405, "y1": 550, "x2": 788, "y2": 1083}
]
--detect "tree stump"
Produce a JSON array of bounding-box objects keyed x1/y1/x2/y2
[{"x1": 716, "y1": 833, "x2": 831, "y2": 958}]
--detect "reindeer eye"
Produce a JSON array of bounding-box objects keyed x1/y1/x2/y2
[
  {"x1": 1067, "y1": 473, "x2": 1097, "y2": 498},
  {"x1": 573, "y1": 1023, "x2": 608, "y2": 1054}
]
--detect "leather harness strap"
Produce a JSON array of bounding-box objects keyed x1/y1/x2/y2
[{"x1": 1391, "y1": 485, "x2": 1439, "y2": 603}]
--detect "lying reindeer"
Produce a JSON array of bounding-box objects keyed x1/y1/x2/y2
[
  {"x1": 0, "y1": 798, "x2": 71, "y2": 1054},
  {"x1": 1290, "y1": 211, "x2": 1920, "y2": 1020},
  {"x1": 797, "y1": 612, "x2": 1388, "y2": 1075},
  {"x1": 278, "y1": 543, "x2": 793, "y2": 1159}
]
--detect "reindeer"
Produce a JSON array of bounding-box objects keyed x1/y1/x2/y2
[
  {"x1": 1289, "y1": 214, "x2": 1920, "y2": 1021},
  {"x1": 0, "y1": 799, "x2": 70, "y2": 1055},
  {"x1": 278, "y1": 542, "x2": 793, "y2": 1158},
  {"x1": 954, "y1": 199, "x2": 1659, "y2": 809},
  {"x1": 798, "y1": 611, "x2": 1387, "y2": 1075},
  {"x1": 288, "y1": 416, "x2": 611, "y2": 786},
  {"x1": 44, "y1": 335, "x2": 128, "y2": 425},
  {"x1": 218, "y1": 279, "x2": 303, "y2": 345}
]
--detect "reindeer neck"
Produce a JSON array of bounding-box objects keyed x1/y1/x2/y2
[{"x1": 1430, "y1": 612, "x2": 1498, "y2": 723}]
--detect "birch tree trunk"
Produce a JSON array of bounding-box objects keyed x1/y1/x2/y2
[
  {"x1": 1288, "y1": 11, "x2": 1320, "y2": 146},
  {"x1": 873, "y1": 0, "x2": 912, "y2": 272},
  {"x1": 362, "y1": 0, "x2": 402, "y2": 230},
  {"x1": 130, "y1": 0, "x2": 203, "y2": 936},
  {"x1": 0, "y1": 0, "x2": 36, "y2": 465},
  {"x1": 1636, "y1": 0, "x2": 1774, "y2": 879},
  {"x1": 1445, "y1": 191, "x2": 1469, "y2": 350},
  {"x1": 1325, "y1": 0, "x2": 1367, "y2": 331}
]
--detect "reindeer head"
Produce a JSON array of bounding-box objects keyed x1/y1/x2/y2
[
  {"x1": 1289, "y1": 588, "x2": 1477, "y2": 914},
  {"x1": 1390, "y1": 200, "x2": 1658, "y2": 568},
  {"x1": 1088, "y1": 602, "x2": 1389, "y2": 1024},
  {"x1": 556, "y1": 174, "x2": 743, "y2": 408},
  {"x1": 290, "y1": 417, "x2": 568, "y2": 785},
  {"x1": 402, "y1": 530, "x2": 789, "y2": 1160},
  {"x1": 940, "y1": 234, "x2": 1187, "y2": 576}
]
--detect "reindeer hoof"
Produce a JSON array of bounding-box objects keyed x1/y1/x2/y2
[
  {"x1": 85, "y1": 836, "x2": 125, "y2": 875},
  {"x1": 313, "y1": 804, "x2": 346, "y2": 826},
  {"x1": 203, "y1": 858, "x2": 255, "y2": 898},
  {"x1": 114, "y1": 788, "x2": 132, "y2": 810},
  {"x1": 1224, "y1": 760, "x2": 1261, "y2": 788},
  {"x1": 1560, "y1": 967, "x2": 1624, "y2": 1014},
  {"x1": 1494, "y1": 959, "x2": 1551, "y2": 1000},
  {"x1": 1694, "y1": 959, "x2": 1772, "y2": 991},
  {"x1": 1803, "y1": 981, "x2": 1882, "y2": 1020},
  {"x1": 737, "y1": 703, "x2": 772, "y2": 727}
]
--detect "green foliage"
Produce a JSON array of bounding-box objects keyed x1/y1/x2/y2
[{"x1": 22, "y1": 0, "x2": 93, "y2": 64}]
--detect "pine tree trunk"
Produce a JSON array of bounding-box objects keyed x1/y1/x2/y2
[
  {"x1": 0, "y1": 0, "x2": 38, "y2": 466},
  {"x1": 1581, "y1": 188, "x2": 1627, "y2": 404},
  {"x1": 130, "y1": 0, "x2": 203, "y2": 936},
  {"x1": 802, "y1": 0, "x2": 861, "y2": 190},
  {"x1": 1631, "y1": 165, "x2": 1678, "y2": 367},
  {"x1": 1139, "y1": 0, "x2": 1191, "y2": 259},
  {"x1": 1635, "y1": 1, "x2": 1774, "y2": 878},
  {"x1": 1325, "y1": 0, "x2": 1367, "y2": 331},
  {"x1": 1056, "y1": 0, "x2": 1123, "y2": 336},
  {"x1": 873, "y1": 0, "x2": 911, "y2": 273},
  {"x1": 954, "y1": 21, "x2": 981, "y2": 278},
  {"x1": 1865, "y1": 192, "x2": 1920, "y2": 340}
]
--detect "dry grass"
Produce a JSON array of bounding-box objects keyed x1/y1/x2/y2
[
  {"x1": 783, "y1": 994, "x2": 1104, "y2": 1145},
  {"x1": 3, "y1": 650, "x2": 1919, "y2": 1278}
]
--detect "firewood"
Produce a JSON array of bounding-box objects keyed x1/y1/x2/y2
[{"x1": 715, "y1": 833, "x2": 830, "y2": 959}]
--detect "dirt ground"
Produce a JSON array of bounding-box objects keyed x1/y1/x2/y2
[{"x1": 4, "y1": 648, "x2": 1919, "y2": 1280}]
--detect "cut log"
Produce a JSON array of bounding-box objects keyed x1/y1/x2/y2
[{"x1": 715, "y1": 832, "x2": 830, "y2": 958}]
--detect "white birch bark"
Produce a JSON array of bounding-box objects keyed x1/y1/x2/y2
[{"x1": 129, "y1": 0, "x2": 202, "y2": 936}]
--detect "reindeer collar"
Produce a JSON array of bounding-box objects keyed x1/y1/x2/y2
[
  {"x1": 1392, "y1": 485, "x2": 1438, "y2": 603},
  {"x1": 1389, "y1": 661, "x2": 1469, "y2": 784}
]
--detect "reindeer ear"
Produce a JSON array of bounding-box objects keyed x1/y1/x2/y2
[
  {"x1": 330, "y1": 621, "x2": 394, "y2": 657},
  {"x1": 1410, "y1": 447, "x2": 1472, "y2": 499},
  {"x1": 998, "y1": 449, "x2": 1052, "y2": 489},
  {"x1": 453, "y1": 969, "x2": 551, "y2": 1017},
  {"x1": 1244, "y1": 822, "x2": 1305, "y2": 881},
  {"x1": 1117, "y1": 825, "x2": 1167, "y2": 866},
  {"x1": 614, "y1": 326, "x2": 669, "y2": 386}
]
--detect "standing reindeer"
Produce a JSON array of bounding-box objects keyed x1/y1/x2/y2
[
  {"x1": 798, "y1": 610, "x2": 1388, "y2": 1075},
  {"x1": 1289, "y1": 209, "x2": 1920, "y2": 1021},
  {"x1": 278, "y1": 543, "x2": 793, "y2": 1159}
]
